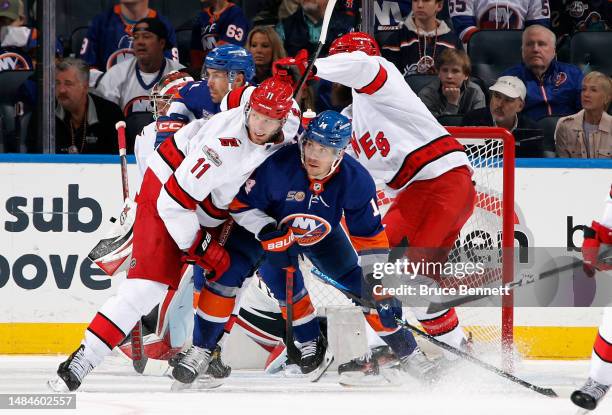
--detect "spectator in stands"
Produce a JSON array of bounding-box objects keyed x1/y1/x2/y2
[
  {"x1": 94, "y1": 17, "x2": 184, "y2": 118},
  {"x1": 381, "y1": 0, "x2": 459, "y2": 76},
  {"x1": 275, "y1": 0, "x2": 354, "y2": 56},
  {"x1": 463, "y1": 76, "x2": 544, "y2": 157},
  {"x1": 0, "y1": 0, "x2": 32, "y2": 70},
  {"x1": 246, "y1": 26, "x2": 286, "y2": 84},
  {"x1": 80, "y1": 0, "x2": 177, "y2": 85},
  {"x1": 502, "y1": 25, "x2": 583, "y2": 121},
  {"x1": 551, "y1": 1, "x2": 610, "y2": 39},
  {"x1": 190, "y1": 0, "x2": 250, "y2": 73},
  {"x1": 555, "y1": 71, "x2": 612, "y2": 158},
  {"x1": 53, "y1": 58, "x2": 124, "y2": 154},
  {"x1": 451, "y1": 0, "x2": 551, "y2": 45},
  {"x1": 417, "y1": 49, "x2": 485, "y2": 117}
]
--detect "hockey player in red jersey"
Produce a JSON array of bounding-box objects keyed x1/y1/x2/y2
[
  {"x1": 571, "y1": 185, "x2": 612, "y2": 411},
  {"x1": 280, "y1": 32, "x2": 475, "y2": 372},
  {"x1": 47, "y1": 77, "x2": 298, "y2": 392}
]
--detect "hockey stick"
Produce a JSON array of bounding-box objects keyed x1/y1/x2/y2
[
  {"x1": 285, "y1": 265, "x2": 302, "y2": 364},
  {"x1": 310, "y1": 266, "x2": 558, "y2": 397},
  {"x1": 115, "y1": 121, "x2": 148, "y2": 374},
  {"x1": 426, "y1": 250, "x2": 612, "y2": 314},
  {"x1": 292, "y1": 0, "x2": 337, "y2": 99}
]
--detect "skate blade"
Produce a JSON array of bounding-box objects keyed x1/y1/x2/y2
[
  {"x1": 282, "y1": 364, "x2": 306, "y2": 377},
  {"x1": 310, "y1": 350, "x2": 334, "y2": 383},
  {"x1": 171, "y1": 375, "x2": 224, "y2": 392},
  {"x1": 574, "y1": 410, "x2": 591, "y2": 415},
  {"x1": 47, "y1": 376, "x2": 70, "y2": 393},
  {"x1": 339, "y1": 368, "x2": 403, "y2": 388}
]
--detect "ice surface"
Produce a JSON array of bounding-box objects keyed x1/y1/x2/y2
[{"x1": 1, "y1": 355, "x2": 610, "y2": 415}]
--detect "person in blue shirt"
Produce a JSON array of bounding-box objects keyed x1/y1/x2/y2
[
  {"x1": 80, "y1": 0, "x2": 177, "y2": 74},
  {"x1": 172, "y1": 111, "x2": 439, "y2": 386},
  {"x1": 502, "y1": 24, "x2": 583, "y2": 120},
  {"x1": 190, "y1": 0, "x2": 250, "y2": 72}
]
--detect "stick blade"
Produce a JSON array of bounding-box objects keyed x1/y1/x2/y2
[{"x1": 319, "y1": 0, "x2": 338, "y2": 45}]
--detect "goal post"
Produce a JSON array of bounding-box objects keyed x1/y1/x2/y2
[{"x1": 301, "y1": 126, "x2": 517, "y2": 369}]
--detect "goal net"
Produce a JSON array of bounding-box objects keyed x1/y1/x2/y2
[{"x1": 300, "y1": 126, "x2": 515, "y2": 368}]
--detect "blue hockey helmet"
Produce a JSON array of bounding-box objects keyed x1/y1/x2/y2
[
  {"x1": 304, "y1": 110, "x2": 352, "y2": 150},
  {"x1": 301, "y1": 111, "x2": 352, "y2": 179},
  {"x1": 203, "y1": 44, "x2": 255, "y2": 83}
]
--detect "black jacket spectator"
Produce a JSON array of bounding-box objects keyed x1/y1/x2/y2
[
  {"x1": 54, "y1": 93, "x2": 124, "y2": 154},
  {"x1": 381, "y1": 16, "x2": 460, "y2": 75},
  {"x1": 276, "y1": 5, "x2": 354, "y2": 56},
  {"x1": 462, "y1": 107, "x2": 543, "y2": 157}
]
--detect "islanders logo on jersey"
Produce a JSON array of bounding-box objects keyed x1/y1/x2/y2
[
  {"x1": 106, "y1": 35, "x2": 135, "y2": 69},
  {"x1": 280, "y1": 214, "x2": 332, "y2": 246},
  {"x1": 0, "y1": 52, "x2": 32, "y2": 71}
]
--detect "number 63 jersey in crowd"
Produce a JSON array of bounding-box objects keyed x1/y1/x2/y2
[{"x1": 314, "y1": 51, "x2": 471, "y2": 193}]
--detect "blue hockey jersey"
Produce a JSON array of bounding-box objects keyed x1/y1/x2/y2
[
  {"x1": 80, "y1": 5, "x2": 178, "y2": 70},
  {"x1": 229, "y1": 144, "x2": 388, "y2": 253},
  {"x1": 167, "y1": 80, "x2": 220, "y2": 122},
  {"x1": 190, "y1": 2, "x2": 250, "y2": 67}
]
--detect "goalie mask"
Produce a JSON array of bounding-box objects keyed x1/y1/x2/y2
[{"x1": 150, "y1": 71, "x2": 194, "y2": 120}]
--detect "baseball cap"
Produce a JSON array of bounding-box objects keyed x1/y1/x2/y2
[
  {"x1": 0, "y1": 0, "x2": 22, "y2": 22},
  {"x1": 489, "y1": 76, "x2": 527, "y2": 101},
  {"x1": 133, "y1": 17, "x2": 168, "y2": 46}
]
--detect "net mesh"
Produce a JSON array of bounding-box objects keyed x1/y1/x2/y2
[{"x1": 300, "y1": 132, "x2": 514, "y2": 366}]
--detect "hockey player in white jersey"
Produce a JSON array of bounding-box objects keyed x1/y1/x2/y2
[
  {"x1": 48, "y1": 77, "x2": 298, "y2": 392},
  {"x1": 449, "y1": 0, "x2": 551, "y2": 44},
  {"x1": 571, "y1": 185, "x2": 612, "y2": 411},
  {"x1": 280, "y1": 32, "x2": 475, "y2": 375}
]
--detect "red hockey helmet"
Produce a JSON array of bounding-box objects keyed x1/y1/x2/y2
[
  {"x1": 248, "y1": 77, "x2": 294, "y2": 120},
  {"x1": 329, "y1": 32, "x2": 381, "y2": 57}
]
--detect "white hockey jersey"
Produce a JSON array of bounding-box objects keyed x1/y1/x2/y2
[
  {"x1": 94, "y1": 56, "x2": 184, "y2": 116},
  {"x1": 449, "y1": 0, "x2": 551, "y2": 42},
  {"x1": 134, "y1": 121, "x2": 156, "y2": 181},
  {"x1": 157, "y1": 106, "x2": 297, "y2": 250},
  {"x1": 602, "y1": 185, "x2": 612, "y2": 229},
  {"x1": 314, "y1": 51, "x2": 471, "y2": 192}
]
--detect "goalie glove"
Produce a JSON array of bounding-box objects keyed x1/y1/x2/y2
[
  {"x1": 154, "y1": 114, "x2": 189, "y2": 147},
  {"x1": 183, "y1": 229, "x2": 230, "y2": 282},
  {"x1": 258, "y1": 223, "x2": 299, "y2": 269},
  {"x1": 582, "y1": 221, "x2": 612, "y2": 277}
]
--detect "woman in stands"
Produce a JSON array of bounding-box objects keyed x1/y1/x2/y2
[
  {"x1": 555, "y1": 71, "x2": 612, "y2": 158},
  {"x1": 246, "y1": 26, "x2": 287, "y2": 84}
]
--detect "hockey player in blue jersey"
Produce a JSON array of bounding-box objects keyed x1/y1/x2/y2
[
  {"x1": 172, "y1": 111, "x2": 440, "y2": 386},
  {"x1": 165, "y1": 44, "x2": 255, "y2": 124},
  {"x1": 155, "y1": 44, "x2": 255, "y2": 150}
]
